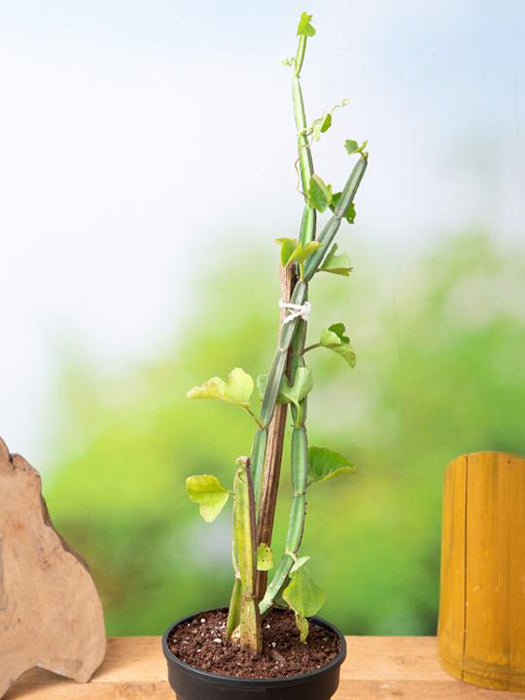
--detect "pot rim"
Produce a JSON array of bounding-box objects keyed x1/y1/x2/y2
[{"x1": 162, "y1": 607, "x2": 347, "y2": 686}]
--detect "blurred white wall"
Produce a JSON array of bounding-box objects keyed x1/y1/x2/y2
[{"x1": 0, "y1": 0, "x2": 523, "y2": 466}]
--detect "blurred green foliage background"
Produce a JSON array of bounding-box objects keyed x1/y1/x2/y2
[
  {"x1": 44, "y1": 230, "x2": 525, "y2": 636},
  {"x1": 1, "y1": 0, "x2": 523, "y2": 642}
]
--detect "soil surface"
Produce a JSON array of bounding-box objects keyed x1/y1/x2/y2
[{"x1": 167, "y1": 608, "x2": 341, "y2": 679}]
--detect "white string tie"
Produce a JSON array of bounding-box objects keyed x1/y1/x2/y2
[{"x1": 279, "y1": 299, "x2": 311, "y2": 324}]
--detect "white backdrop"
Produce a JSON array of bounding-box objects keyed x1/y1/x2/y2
[{"x1": 0, "y1": 0, "x2": 523, "y2": 465}]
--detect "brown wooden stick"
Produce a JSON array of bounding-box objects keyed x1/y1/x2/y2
[{"x1": 255, "y1": 264, "x2": 295, "y2": 601}]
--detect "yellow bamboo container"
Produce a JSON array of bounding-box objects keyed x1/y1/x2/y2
[{"x1": 438, "y1": 451, "x2": 525, "y2": 692}]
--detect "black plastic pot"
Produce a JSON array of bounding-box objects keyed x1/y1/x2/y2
[{"x1": 162, "y1": 609, "x2": 347, "y2": 700}]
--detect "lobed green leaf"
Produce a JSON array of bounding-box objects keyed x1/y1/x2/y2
[
  {"x1": 332, "y1": 344, "x2": 356, "y2": 366},
  {"x1": 330, "y1": 193, "x2": 356, "y2": 224},
  {"x1": 185, "y1": 474, "x2": 230, "y2": 522},
  {"x1": 345, "y1": 138, "x2": 369, "y2": 157},
  {"x1": 319, "y1": 244, "x2": 353, "y2": 276},
  {"x1": 344, "y1": 139, "x2": 360, "y2": 155},
  {"x1": 275, "y1": 237, "x2": 297, "y2": 266},
  {"x1": 297, "y1": 12, "x2": 316, "y2": 37},
  {"x1": 319, "y1": 323, "x2": 356, "y2": 368},
  {"x1": 187, "y1": 368, "x2": 254, "y2": 408},
  {"x1": 308, "y1": 174, "x2": 332, "y2": 212},
  {"x1": 279, "y1": 367, "x2": 314, "y2": 407},
  {"x1": 257, "y1": 367, "x2": 314, "y2": 408},
  {"x1": 275, "y1": 238, "x2": 322, "y2": 268},
  {"x1": 288, "y1": 240, "x2": 323, "y2": 266},
  {"x1": 324, "y1": 322, "x2": 348, "y2": 343},
  {"x1": 283, "y1": 566, "x2": 326, "y2": 618},
  {"x1": 307, "y1": 446, "x2": 357, "y2": 486}
]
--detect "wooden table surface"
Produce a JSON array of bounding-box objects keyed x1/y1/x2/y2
[{"x1": 5, "y1": 636, "x2": 524, "y2": 699}]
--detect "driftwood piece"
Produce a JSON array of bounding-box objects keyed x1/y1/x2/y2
[{"x1": 0, "y1": 437, "x2": 106, "y2": 698}]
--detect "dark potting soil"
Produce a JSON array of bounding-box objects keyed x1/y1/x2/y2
[{"x1": 167, "y1": 608, "x2": 341, "y2": 679}]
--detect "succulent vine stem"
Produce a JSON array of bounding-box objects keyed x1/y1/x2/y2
[{"x1": 189, "y1": 13, "x2": 369, "y2": 652}]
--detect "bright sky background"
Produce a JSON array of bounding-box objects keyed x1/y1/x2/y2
[{"x1": 0, "y1": 0, "x2": 523, "y2": 467}]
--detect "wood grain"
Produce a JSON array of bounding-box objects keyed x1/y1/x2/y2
[
  {"x1": 438, "y1": 451, "x2": 525, "y2": 692},
  {"x1": 0, "y1": 438, "x2": 106, "y2": 698},
  {"x1": 438, "y1": 452, "x2": 467, "y2": 678},
  {"x1": 255, "y1": 263, "x2": 295, "y2": 600},
  {"x1": 5, "y1": 636, "x2": 525, "y2": 699}
]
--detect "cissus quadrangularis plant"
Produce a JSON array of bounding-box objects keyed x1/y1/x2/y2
[{"x1": 185, "y1": 11, "x2": 368, "y2": 655}]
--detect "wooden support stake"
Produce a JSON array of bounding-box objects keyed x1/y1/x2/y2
[{"x1": 255, "y1": 264, "x2": 295, "y2": 601}]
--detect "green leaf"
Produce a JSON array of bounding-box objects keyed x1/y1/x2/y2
[
  {"x1": 312, "y1": 113, "x2": 332, "y2": 141},
  {"x1": 276, "y1": 238, "x2": 322, "y2": 268},
  {"x1": 223, "y1": 369, "x2": 255, "y2": 405},
  {"x1": 345, "y1": 138, "x2": 369, "y2": 157},
  {"x1": 279, "y1": 367, "x2": 314, "y2": 407},
  {"x1": 344, "y1": 139, "x2": 360, "y2": 155},
  {"x1": 290, "y1": 555, "x2": 310, "y2": 573},
  {"x1": 330, "y1": 192, "x2": 356, "y2": 224},
  {"x1": 275, "y1": 237, "x2": 297, "y2": 266},
  {"x1": 324, "y1": 322, "x2": 348, "y2": 343},
  {"x1": 288, "y1": 240, "x2": 323, "y2": 266},
  {"x1": 283, "y1": 566, "x2": 326, "y2": 618},
  {"x1": 185, "y1": 474, "x2": 230, "y2": 522},
  {"x1": 187, "y1": 368, "x2": 254, "y2": 408},
  {"x1": 297, "y1": 12, "x2": 316, "y2": 37},
  {"x1": 257, "y1": 543, "x2": 274, "y2": 571},
  {"x1": 330, "y1": 343, "x2": 356, "y2": 367},
  {"x1": 319, "y1": 323, "x2": 356, "y2": 368},
  {"x1": 320, "y1": 328, "x2": 344, "y2": 347},
  {"x1": 307, "y1": 446, "x2": 357, "y2": 486},
  {"x1": 308, "y1": 174, "x2": 332, "y2": 213},
  {"x1": 295, "y1": 613, "x2": 309, "y2": 643},
  {"x1": 310, "y1": 97, "x2": 349, "y2": 142},
  {"x1": 319, "y1": 244, "x2": 353, "y2": 276},
  {"x1": 333, "y1": 344, "x2": 356, "y2": 367},
  {"x1": 258, "y1": 368, "x2": 313, "y2": 407},
  {"x1": 320, "y1": 112, "x2": 332, "y2": 133}
]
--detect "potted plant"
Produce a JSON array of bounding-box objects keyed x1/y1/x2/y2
[{"x1": 162, "y1": 11, "x2": 368, "y2": 699}]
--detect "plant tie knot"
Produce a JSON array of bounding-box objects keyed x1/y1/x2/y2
[{"x1": 279, "y1": 300, "x2": 311, "y2": 324}]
